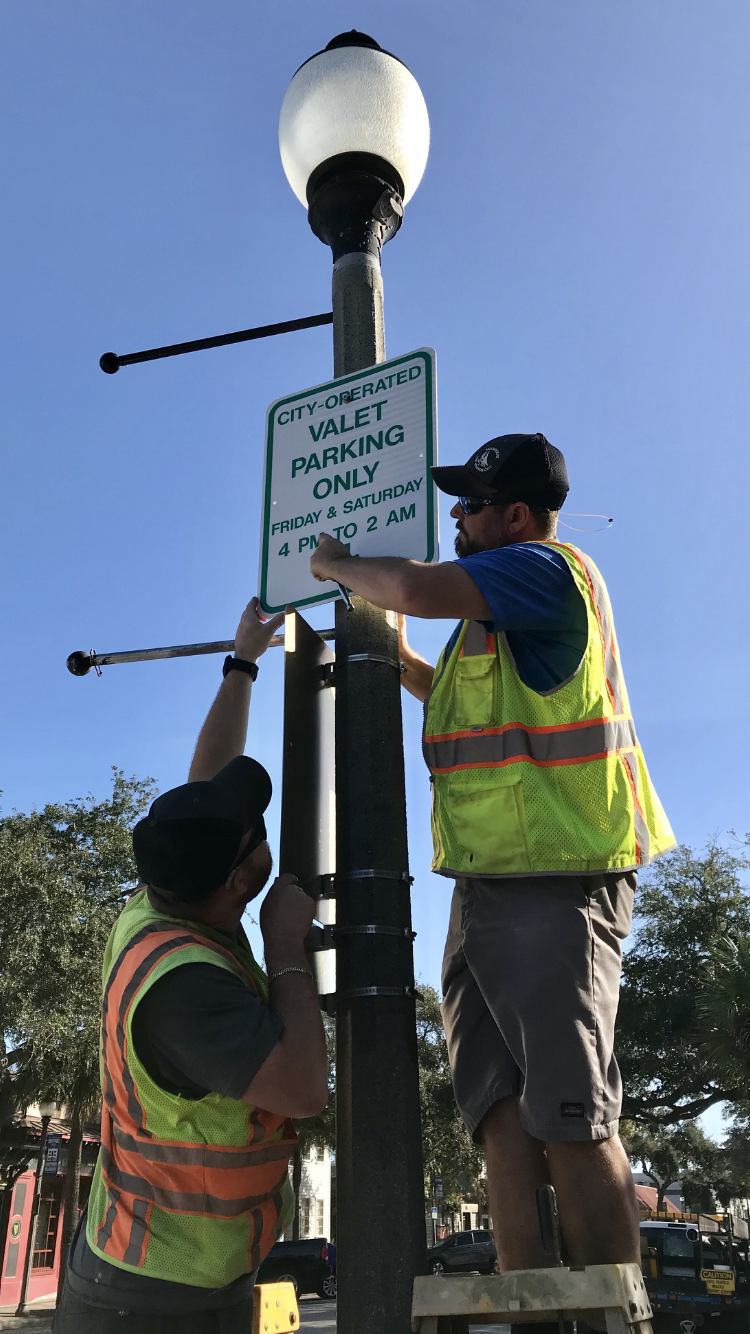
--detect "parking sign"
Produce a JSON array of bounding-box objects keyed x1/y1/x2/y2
[{"x1": 259, "y1": 348, "x2": 437, "y2": 613}]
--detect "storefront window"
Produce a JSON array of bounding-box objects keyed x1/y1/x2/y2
[{"x1": 32, "y1": 1180, "x2": 62, "y2": 1269}]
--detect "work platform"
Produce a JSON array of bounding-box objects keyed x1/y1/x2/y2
[{"x1": 412, "y1": 1263, "x2": 653, "y2": 1334}]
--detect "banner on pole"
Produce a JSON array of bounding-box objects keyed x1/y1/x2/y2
[
  {"x1": 259, "y1": 348, "x2": 438, "y2": 613},
  {"x1": 43, "y1": 1133, "x2": 62, "y2": 1176}
]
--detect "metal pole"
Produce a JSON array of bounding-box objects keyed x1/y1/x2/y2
[
  {"x1": 66, "y1": 629, "x2": 336, "y2": 675},
  {"x1": 15, "y1": 1113, "x2": 51, "y2": 1316},
  {"x1": 333, "y1": 251, "x2": 426, "y2": 1334}
]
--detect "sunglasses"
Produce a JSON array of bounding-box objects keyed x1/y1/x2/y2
[
  {"x1": 458, "y1": 496, "x2": 552, "y2": 517},
  {"x1": 458, "y1": 496, "x2": 507, "y2": 516}
]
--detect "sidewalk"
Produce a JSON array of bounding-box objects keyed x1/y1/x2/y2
[
  {"x1": 0, "y1": 1312, "x2": 54, "y2": 1332},
  {"x1": 0, "y1": 1299, "x2": 336, "y2": 1333}
]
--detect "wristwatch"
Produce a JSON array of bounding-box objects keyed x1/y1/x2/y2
[{"x1": 223, "y1": 656, "x2": 258, "y2": 681}]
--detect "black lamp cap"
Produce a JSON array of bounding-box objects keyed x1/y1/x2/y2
[
  {"x1": 325, "y1": 30, "x2": 381, "y2": 51},
  {"x1": 293, "y1": 32, "x2": 408, "y2": 78}
]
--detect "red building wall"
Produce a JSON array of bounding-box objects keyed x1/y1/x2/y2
[{"x1": 0, "y1": 1171, "x2": 92, "y2": 1308}]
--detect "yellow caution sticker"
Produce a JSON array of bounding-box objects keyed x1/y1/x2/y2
[{"x1": 701, "y1": 1269, "x2": 736, "y2": 1294}]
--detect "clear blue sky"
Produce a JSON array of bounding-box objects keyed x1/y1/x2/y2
[{"x1": 2, "y1": 3, "x2": 749, "y2": 1130}]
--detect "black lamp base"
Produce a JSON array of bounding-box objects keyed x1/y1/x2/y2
[{"x1": 307, "y1": 152, "x2": 404, "y2": 262}]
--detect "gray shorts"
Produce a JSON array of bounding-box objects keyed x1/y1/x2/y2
[{"x1": 441, "y1": 872, "x2": 635, "y2": 1144}]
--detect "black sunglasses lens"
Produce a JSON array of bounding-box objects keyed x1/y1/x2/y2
[{"x1": 459, "y1": 497, "x2": 481, "y2": 515}]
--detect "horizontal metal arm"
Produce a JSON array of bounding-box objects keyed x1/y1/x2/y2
[
  {"x1": 67, "y1": 630, "x2": 335, "y2": 676},
  {"x1": 99, "y1": 311, "x2": 333, "y2": 373}
]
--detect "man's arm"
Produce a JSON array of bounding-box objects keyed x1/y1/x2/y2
[
  {"x1": 242, "y1": 874, "x2": 328, "y2": 1118},
  {"x1": 398, "y1": 615, "x2": 435, "y2": 703},
  {"x1": 309, "y1": 533, "x2": 491, "y2": 621},
  {"x1": 188, "y1": 597, "x2": 284, "y2": 782}
]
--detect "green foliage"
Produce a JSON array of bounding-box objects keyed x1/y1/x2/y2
[
  {"x1": 617, "y1": 840, "x2": 750, "y2": 1124},
  {"x1": 416, "y1": 983, "x2": 483, "y2": 1208},
  {"x1": 0, "y1": 769, "x2": 155, "y2": 1113},
  {"x1": 623, "y1": 1113, "x2": 750, "y2": 1213},
  {"x1": 696, "y1": 936, "x2": 750, "y2": 1095},
  {"x1": 622, "y1": 1119, "x2": 721, "y2": 1210}
]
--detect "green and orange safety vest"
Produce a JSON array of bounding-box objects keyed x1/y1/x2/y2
[
  {"x1": 424, "y1": 541, "x2": 675, "y2": 877},
  {"x1": 87, "y1": 890, "x2": 296, "y2": 1289}
]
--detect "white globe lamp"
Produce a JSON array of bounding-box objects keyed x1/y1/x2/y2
[{"x1": 279, "y1": 31, "x2": 429, "y2": 261}]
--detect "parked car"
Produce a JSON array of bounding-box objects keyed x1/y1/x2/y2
[
  {"x1": 427, "y1": 1229, "x2": 497, "y2": 1276},
  {"x1": 257, "y1": 1237, "x2": 336, "y2": 1298}
]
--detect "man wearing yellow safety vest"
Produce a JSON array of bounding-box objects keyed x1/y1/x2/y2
[
  {"x1": 54, "y1": 598, "x2": 328, "y2": 1334},
  {"x1": 310, "y1": 433, "x2": 674, "y2": 1277}
]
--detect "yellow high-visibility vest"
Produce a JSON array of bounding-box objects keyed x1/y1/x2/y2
[
  {"x1": 423, "y1": 542, "x2": 674, "y2": 877},
  {"x1": 87, "y1": 890, "x2": 295, "y2": 1288}
]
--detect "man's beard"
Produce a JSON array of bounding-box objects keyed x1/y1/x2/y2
[{"x1": 454, "y1": 529, "x2": 490, "y2": 558}]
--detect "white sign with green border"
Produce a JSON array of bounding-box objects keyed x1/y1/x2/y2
[{"x1": 259, "y1": 347, "x2": 438, "y2": 613}]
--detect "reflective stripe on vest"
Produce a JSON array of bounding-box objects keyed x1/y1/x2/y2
[
  {"x1": 424, "y1": 713, "x2": 638, "y2": 771},
  {"x1": 94, "y1": 912, "x2": 295, "y2": 1274}
]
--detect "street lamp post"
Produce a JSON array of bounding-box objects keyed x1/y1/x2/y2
[
  {"x1": 280, "y1": 32, "x2": 430, "y2": 1334},
  {"x1": 15, "y1": 1101, "x2": 58, "y2": 1317}
]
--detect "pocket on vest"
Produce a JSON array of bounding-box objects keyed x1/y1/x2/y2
[
  {"x1": 448, "y1": 780, "x2": 531, "y2": 874},
  {"x1": 453, "y1": 656, "x2": 495, "y2": 726}
]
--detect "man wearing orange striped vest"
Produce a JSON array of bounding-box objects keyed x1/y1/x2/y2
[
  {"x1": 310, "y1": 433, "x2": 674, "y2": 1286},
  {"x1": 54, "y1": 598, "x2": 328, "y2": 1334}
]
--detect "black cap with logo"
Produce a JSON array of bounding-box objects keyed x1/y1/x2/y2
[
  {"x1": 431, "y1": 433, "x2": 569, "y2": 510},
  {"x1": 132, "y1": 756, "x2": 272, "y2": 903}
]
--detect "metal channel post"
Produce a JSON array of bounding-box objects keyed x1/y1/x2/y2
[
  {"x1": 333, "y1": 250, "x2": 426, "y2": 1334},
  {"x1": 278, "y1": 610, "x2": 336, "y2": 1004}
]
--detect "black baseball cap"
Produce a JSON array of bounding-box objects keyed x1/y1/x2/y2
[
  {"x1": 132, "y1": 756, "x2": 272, "y2": 902},
  {"x1": 431, "y1": 433, "x2": 569, "y2": 510}
]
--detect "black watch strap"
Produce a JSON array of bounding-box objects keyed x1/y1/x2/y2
[{"x1": 223, "y1": 656, "x2": 258, "y2": 681}]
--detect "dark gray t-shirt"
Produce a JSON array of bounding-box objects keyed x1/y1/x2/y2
[{"x1": 67, "y1": 956, "x2": 282, "y2": 1313}]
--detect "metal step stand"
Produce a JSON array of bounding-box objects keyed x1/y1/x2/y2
[{"x1": 412, "y1": 1188, "x2": 653, "y2": 1334}]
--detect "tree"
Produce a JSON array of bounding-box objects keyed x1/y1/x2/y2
[
  {"x1": 622, "y1": 1120, "x2": 720, "y2": 1211},
  {"x1": 616, "y1": 840, "x2": 750, "y2": 1125},
  {"x1": 0, "y1": 769, "x2": 155, "y2": 1294},
  {"x1": 696, "y1": 936, "x2": 750, "y2": 1097},
  {"x1": 416, "y1": 984, "x2": 484, "y2": 1212}
]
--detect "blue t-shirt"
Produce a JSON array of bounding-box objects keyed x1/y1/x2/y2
[{"x1": 454, "y1": 543, "x2": 588, "y2": 692}]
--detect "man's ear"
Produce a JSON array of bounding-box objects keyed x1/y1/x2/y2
[{"x1": 509, "y1": 502, "x2": 531, "y2": 532}]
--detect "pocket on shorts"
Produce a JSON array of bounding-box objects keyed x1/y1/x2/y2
[
  {"x1": 453, "y1": 655, "x2": 495, "y2": 726},
  {"x1": 448, "y1": 780, "x2": 531, "y2": 874}
]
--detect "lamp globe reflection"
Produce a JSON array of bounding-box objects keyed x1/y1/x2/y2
[{"x1": 279, "y1": 31, "x2": 429, "y2": 262}]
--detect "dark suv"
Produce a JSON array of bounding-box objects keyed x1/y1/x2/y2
[
  {"x1": 257, "y1": 1237, "x2": 336, "y2": 1298},
  {"x1": 427, "y1": 1229, "x2": 497, "y2": 1276}
]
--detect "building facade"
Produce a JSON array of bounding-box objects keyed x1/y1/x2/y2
[{"x1": 285, "y1": 1145, "x2": 333, "y2": 1241}]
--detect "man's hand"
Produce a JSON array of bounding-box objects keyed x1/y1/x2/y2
[
  {"x1": 234, "y1": 597, "x2": 285, "y2": 662},
  {"x1": 310, "y1": 532, "x2": 351, "y2": 583},
  {"x1": 260, "y1": 873, "x2": 315, "y2": 967}
]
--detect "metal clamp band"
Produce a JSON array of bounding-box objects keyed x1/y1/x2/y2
[
  {"x1": 337, "y1": 986, "x2": 414, "y2": 1001},
  {"x1": 344, "y1": 870, "x2": 414, "y2": 884},
  {"x1": 306, "y1": 923, "x2": 417, "y2": 950},
  {"x1": 335, "y1": 925, "x2": 416, "y2": 940},
  {"x1": 307, "y1": 870, "x2": 414, "y2": 900},
  {"x1": 346, "y1": 653, "x2": 406, "y2": 673}
]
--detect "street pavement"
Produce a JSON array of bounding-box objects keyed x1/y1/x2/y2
[{"x1": 299, "y1": 1295, "x2": 337, "y2": 1333}]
